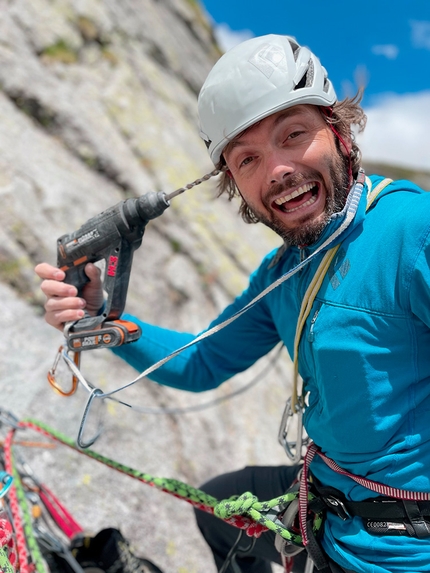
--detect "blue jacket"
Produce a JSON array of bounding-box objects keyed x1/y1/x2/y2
[{"x1": 114, "y1": 174, "x2": 430, "y2": 572}]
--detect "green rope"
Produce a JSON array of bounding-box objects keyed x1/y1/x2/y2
[
  {"x1": 214, "y1": 491, "x2": 322, "y2": 544},
  {"x1": 22, "y1": 419, "x2": 323, "y2": 544},
  {"x1": 0, "y1": 547, "x2": 15, "y2": 573}
]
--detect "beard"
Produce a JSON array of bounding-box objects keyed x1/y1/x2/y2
[{"x1": 241, "y1": 150, "x2": 351, "y2": 247}]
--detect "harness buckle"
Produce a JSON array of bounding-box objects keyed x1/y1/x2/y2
[{"x1": 323, "y1": 495, "x2": 351, "y2": 521}]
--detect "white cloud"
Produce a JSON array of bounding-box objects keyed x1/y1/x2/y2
[
  {"x1": 410, "y1": 20, "x2": 430, "y2": 49},
  {"x1": 213, "y1": 23, "x2": 254, "y2": 52},
  {"x1": 357, "y1": 91, "x2": 430, "y2": 171},
  {"x1": 371, "y1": 44, "x2": 399, "y2": 60}
]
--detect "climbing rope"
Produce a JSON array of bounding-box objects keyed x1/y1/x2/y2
[{"x1": 10, "y1": 419, "x2": 322, "y2": 547}]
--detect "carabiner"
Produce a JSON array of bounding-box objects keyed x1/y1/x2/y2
[
  {"x1": 47, "y1": 346, "x2": 80, "y2": 397},
  {"x1": 278, "y1": 396, "x2": 307, "y2": 464},
  {"x1": 77, "y1": 388, "x2": 104, "y2": 449},
  {"x1": 0, "y1": 472, "x2": 13, "y2": 498}
]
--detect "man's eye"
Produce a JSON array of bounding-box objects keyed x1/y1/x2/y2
[
  {"x1": 287, "y1": 130, "x2": 304, "y2": 140},
  {"x1": 240, "y1": 156, "x2": 253, "y2": 167}
]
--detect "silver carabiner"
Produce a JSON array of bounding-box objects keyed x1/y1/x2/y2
[{"x1": 278, "y1": 396, "x2": 308, "y2": 463}]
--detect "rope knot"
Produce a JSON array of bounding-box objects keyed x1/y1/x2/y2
[{"x1": 214, "y1": 492, "x2": 258, "y2": 520}]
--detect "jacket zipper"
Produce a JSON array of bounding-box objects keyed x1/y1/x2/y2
[{"x1": 308, "y1": 302, "x2": 322, "y2": 342}]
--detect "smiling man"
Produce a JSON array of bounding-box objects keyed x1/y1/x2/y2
[
  {"x1": 221, "y1": 105, "x2": 351, "y2": 246},
  {"x1": 35, "y1": 35, "x2": 430, "y2": 573}
]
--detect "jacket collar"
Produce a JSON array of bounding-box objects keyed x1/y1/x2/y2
[{"x1": 308, "y1": 170, "x2": 367, "y2": 252}]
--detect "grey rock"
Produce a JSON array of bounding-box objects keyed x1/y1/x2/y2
[{"x1": 0, "y1": 1, "x2": 287, "y2": 572}]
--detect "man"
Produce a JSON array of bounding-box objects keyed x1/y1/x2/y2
[{"x1": 35, "y1": 35, "x2": 430, "y2": 573}]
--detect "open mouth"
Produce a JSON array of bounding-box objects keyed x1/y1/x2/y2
[{"x1": 273, "y1": 182, "x2": 320, "y2": 214}]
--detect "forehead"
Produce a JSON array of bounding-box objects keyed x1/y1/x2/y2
[{"x1": 223, "y1": 105, "x2": 323, "y2": 156}]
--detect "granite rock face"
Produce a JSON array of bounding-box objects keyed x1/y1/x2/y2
[{"x1": 0, "y1": 2, "x2": 288, "y2": 571}]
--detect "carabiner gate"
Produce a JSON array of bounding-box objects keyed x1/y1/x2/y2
[{"x1": 47, "y1": 346, "x2": 80, "y2": 397}]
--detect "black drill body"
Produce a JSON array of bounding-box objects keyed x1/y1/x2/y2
[{"x1": 57, "y1": 191, "x2": 170, "y2": 350}]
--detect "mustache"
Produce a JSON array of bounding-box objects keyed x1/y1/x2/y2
[{"x1": 264, "y1": 172, "x2": 320, "y2": 203}]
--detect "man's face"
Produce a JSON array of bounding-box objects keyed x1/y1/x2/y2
[{"x1": 224, "y1": 105, "x2": 351, "y2": 246}]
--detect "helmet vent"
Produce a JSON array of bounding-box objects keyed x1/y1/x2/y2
[
  {"x1": 323, "y1": 77, "x2": 330, "y2": 93},
  {"x1": 290, "y1": 40, "x2": 300, "y2": 60},
  {"x1": 294, "y1": 58, "x2": 314, "y2": 90}
]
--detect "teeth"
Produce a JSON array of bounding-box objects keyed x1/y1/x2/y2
[
  {"x1": 274, "y1": 183, "x2": 315, "y2": 206},
  {"x1": 283, "y1": 194, "x2": 317, "y2": 213}
]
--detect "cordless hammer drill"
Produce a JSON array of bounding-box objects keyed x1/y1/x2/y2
[{"x1": 57, "y1": 191, "x2": 170, "y2": 352}]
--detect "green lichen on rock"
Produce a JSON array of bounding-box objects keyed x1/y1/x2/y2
[{"x1": 40, "y1": 40, "x2": 78, "y2": 64}]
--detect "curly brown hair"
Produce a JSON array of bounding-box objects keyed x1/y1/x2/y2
[{"x1": 215, "y1": 91, "x2": 367, "y2": 224}]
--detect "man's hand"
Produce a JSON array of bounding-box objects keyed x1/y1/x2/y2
[{"x1": 34, "y1": 262, "x2": 104, "y2": 331}]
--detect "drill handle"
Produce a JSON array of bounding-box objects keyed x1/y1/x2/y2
[
  {"x1": 62, "y1": 260, "x2": 91, "y2": 298},
  {"x1": 63, "y1": 238, "x2": 136, "y2": 333}
]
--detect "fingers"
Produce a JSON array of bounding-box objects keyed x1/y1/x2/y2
[
  {"x1": 44, "y1": 297, "x2": 87, "y2": 330},
  {"x1": 35, "y1": 262, "x2": 104, "y2": 330},
  {"x1": 84, "y1": 262, "x2": 102, "y2": 283},
  {"x1": 34, "y1": 262, "x2": 65, "y2": 282},
  {"x1": 39, "y1": 278, "x2": 77, "y2": 299},
  {"x1": 81, "y1": 263, "x2": 104, "y2": 314},
  {"x1": 35, "y1": 262, "x2": 83, "y2": 331}
]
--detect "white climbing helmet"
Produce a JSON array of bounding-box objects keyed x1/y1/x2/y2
[{"x1": 198, "y1": 34, "x2": 337, "y2": 165}]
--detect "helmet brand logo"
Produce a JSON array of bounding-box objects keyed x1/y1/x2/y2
[{"x1": 249, "y1": 44, "x2": 287, "y2": 79}]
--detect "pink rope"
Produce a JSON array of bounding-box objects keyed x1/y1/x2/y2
[{"x1": 3, "y1": 429, "x2": 31, "y2": 573}]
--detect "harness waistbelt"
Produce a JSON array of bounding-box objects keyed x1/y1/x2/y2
[{"x1": 316, "y1": 485, "x2": 430, "y2": 538}]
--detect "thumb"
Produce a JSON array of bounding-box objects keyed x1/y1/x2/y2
[{"x1": 84, "y1": 262, "x2": 102, "y2": 285}]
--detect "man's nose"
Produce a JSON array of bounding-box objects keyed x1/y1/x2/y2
[{"x1": 267, "y1": 154, "x2": 294, "y2": 186}]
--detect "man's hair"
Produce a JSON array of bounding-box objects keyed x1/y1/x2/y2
[{"x1": 216, "y1": 91, "x2": 367, "y2": 224}]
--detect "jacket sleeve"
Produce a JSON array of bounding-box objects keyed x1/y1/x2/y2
[{"x1": 112, "y1": 251, "x2": 283, "y2": 392}]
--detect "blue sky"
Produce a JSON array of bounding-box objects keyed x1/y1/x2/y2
[{"x1": 200, "y1": 1, "x2": 430, "y2": 171}]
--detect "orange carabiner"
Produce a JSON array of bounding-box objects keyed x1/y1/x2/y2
[{"x1": 47, "y1": 346, "x2": 80, "y2": 397}]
